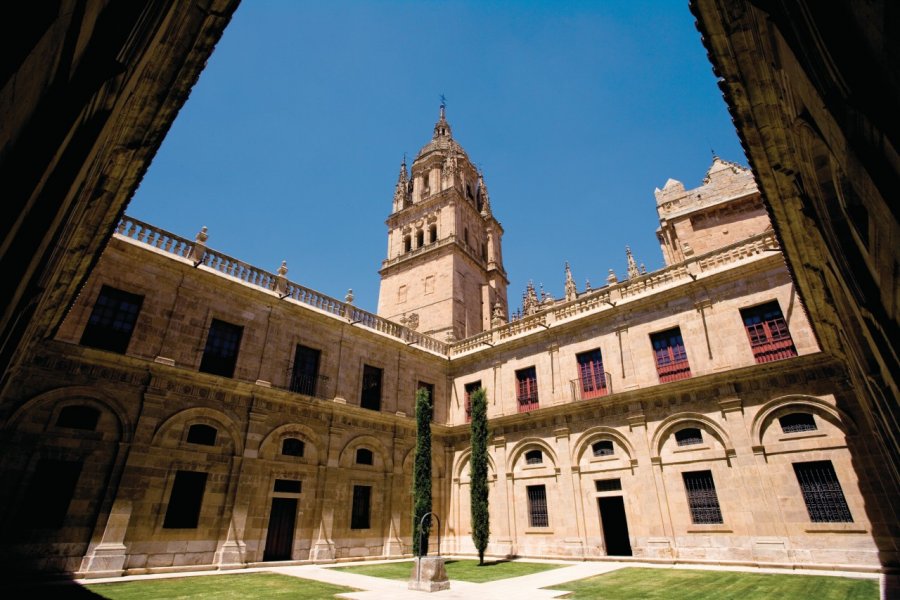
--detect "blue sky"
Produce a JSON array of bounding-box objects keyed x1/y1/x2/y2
[{"x1": 127, "y1": 0, "x2": 745, "y2": 314}]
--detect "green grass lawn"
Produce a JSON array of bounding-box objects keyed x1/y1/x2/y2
[
  {"x1": 546, "y1": 567, "x2": 878, "y2": 600},
  {"x1": 334, "y1": 558, "x2": 563, "y2": 583},
  {"x1": 81, "y1": 572, "x2": 355, "y2": 599}
]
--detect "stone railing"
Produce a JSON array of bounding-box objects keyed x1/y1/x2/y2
[{"x1": 115, "y1": 216, "x2": 449, "y2": 355}]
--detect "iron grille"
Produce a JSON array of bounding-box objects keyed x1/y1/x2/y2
[
  {"x1": 525, "y1": 450, "x2": 543, "y2": 465},
  {"x1": 779, "y1": 413, "x2": 817, "y2": 434},
  {"x1": 527, "y1": 485, "x2": 549, "y2": 527},
  {"x1": 80, "y1": 285, "x2": 144, "y2": 353},
  {"x1": 793, "y1": 461, "x2": 853, "y2": 522},
  {"x1": 683, "y1": 470, "x2": 723, "y2": 524},
  {"x1": 675, "y1": 427, "x2": 703, "y2": 446}
]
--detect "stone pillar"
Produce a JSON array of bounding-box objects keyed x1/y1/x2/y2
[
  {"x1": 79, "y1": 498, "x2": 133, "y2": 577},
  {"x1": 490, "y1": 437, "x2": 514, "y2": 557},
  {"x1": 554, "y1": 427, "x2": 584, "y2": 558},
  {"x1": 214, "y1": 457, "x2": 246, "y2": 568}
]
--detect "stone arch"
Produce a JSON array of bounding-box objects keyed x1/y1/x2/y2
[
  {"x1": 4, "y1": 386, "x2": 131, "y2": 442},
  {"x1": 338, "y1": 434, "x2": 392, "y2": 471},
  {"x1": 453, "y1": 447, "x2": 497, "y2": 480},
  {"x1": 151, "y1": 407, "x2": 243, "y2": 456},
  {"x1": 507, "y1": 437, "x2": 559, "y2": 471},
  {"x1": 258, "y1": 423, "x2": 321, "y2": 464},
  {"x1": 572, "y1": 426, "x2": 636, "y2": 464},
  {"x1": 751, "y1": 394, "x2": 856, "y2": 447},
  {"x1": 650, "y1": 412, "x2": 733, "y2": 460}
]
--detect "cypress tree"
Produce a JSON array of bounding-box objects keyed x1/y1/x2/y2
[
  {"x1": 412, "y1": 386, "x2": 433, "y2": 556},
  {"x1": 469, "y1": 387, "x2": 490, "y2": 565}
]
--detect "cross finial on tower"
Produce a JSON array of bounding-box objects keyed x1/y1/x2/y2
[{"x1": 440, "y1": 94, "x2": 446, "y2": 117}]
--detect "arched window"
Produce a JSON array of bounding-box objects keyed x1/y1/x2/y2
[
  {"x1": 56, "y1": 405, "x2": 100, "y2": 431},
  {"x1": 779, "y1": 413, "x2": 817, "y2": 434},
  {"x1": 592, "y1": 440, "x2": 614, "y2": 457},
  {"x1": 356, "y1": 448, "x2": 374, "y2": 465},
  {"x1": 416, "y1": 229, "x2": 424, "y2": 247},
  {"x1": 282, "y1": 437, "x2": 305, "y2": 457},
  {"x1": 186, "y1": 424, "x2": 217, "y2": 446},
  {"x1": 674, "y1": 427, "x2": 703, "y2": 447},
  {"x1": 403, "y1": 235, "x2": 412, "y2": 252},
  {"x1": 429, "y1": 225, "x2": 437, "y2": 243},
  {"x1": 524, "y1": 449, "x2": 543, "y2": 465}
]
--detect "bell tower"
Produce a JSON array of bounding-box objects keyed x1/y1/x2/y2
[{"x1": 377, "y1": 105, "x2": 509, "y2": 341}]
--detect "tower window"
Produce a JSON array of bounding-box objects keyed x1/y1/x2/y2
[
  {"x1": 163, "y1": 470, "x2": 207, "y2": 529},
  {"x1": 360, "y1": 365, "x2": 383, "y2": 411},
  {"x1": 674, "y1": 427, "x2": 703, "y2": 447},
  {"x1": 404, "y1": 235, "x2": 412, "y2": 253},
  {"x1": 56, "y1": 405, "x2": 100, "y2": 431},
  {"x1": 793, "y1": 461, "x2": 853, "y2": 522},
  {"x1": 398, "y1": 285, "x2": 407, "y2": 303},
  {"x1": 199, "y1": 319, "x2": 243, "y2": 378},
  {"x1": 424, "y1": 275, "x2": 435, "y2": 295},
  {"x1": 356, "y1": 448, "x2": 374, "y2": 465},
  {"x1": 650, "y1": 327, "x2": 691, "y2": 382},
  {"x1": 186, "y1": 424, "x2": 217, "y2": 446},
  {"x1": 464, "y1": 228, "x2": 469, "y2": 247},
  {"x1": 741, "y1": 301, "x2": 797, "y2": 363},
  {"x1": 80, "y1": 285, "x2": 144, "y2": 354},
  {"x1": 779, "y1": 413, "x2": 817, "y2": 434},
  {"x1": 416, "y1": 229, "x2": 424, "y2": 248},
  {"x1": 682, "y1": 470, "x2": 723, "y2": 524},
  {"x1": 282, "y1": 438, "x2": 305, "y2": 457},
  {"x1": 527, "y1": 485, "x2": 549, "y2": 527},
  {"x1": 429, "y1": 225, "x2": 437, "y2": 243}
]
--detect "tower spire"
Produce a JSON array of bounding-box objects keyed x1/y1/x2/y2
[
  {"x1": 433, "y1": 97, "x2": 452, "y2": 139},
  {"x1": 625, "y1": 246, "x2": 641, "y2": 279}
]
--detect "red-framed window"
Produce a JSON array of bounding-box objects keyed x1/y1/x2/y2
[
  {"x1": 650, "y1": 327, "x2": 691, "y2": 382},
  {"x1": 576, "y1": 348, "x2": 608, "y2": 399},
  {"x1": 516, "y1": 367, "x2": 539, "y2": 413},
  {"x1": 464, "y1": 381, "x2": 481, "y2": 423},
  {"x1": 740, "y1": 301, "x2": 797, "y2": 363}
]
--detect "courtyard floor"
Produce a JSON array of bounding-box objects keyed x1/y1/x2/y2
[{"x1": 69, "y1": 557, "x2": 880, "y2": 600}]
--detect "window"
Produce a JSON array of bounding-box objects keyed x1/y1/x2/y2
[
  {"x1": 290, "y1": 344, "x2": 321, "y2": 396},
  {"x1": 16, "y1": 458, "x2": 83, "y2": 530},
  {"x1": 675, "y1": 427, "x2": 703, "y2": 447},
  {"x1": 576, "y1": 349, "x2": 608, "y2": 399},
  {"x1": 524, "y1": 450, "x2": 543, "y2": 465},
  {"x1": 416, "y1": 229, "x2": 424, "y2": 247},
  {"x1": 56, "y1": 405, "x2": 100, "y2": 431},
  {"x1": 682, "y1": 470, "x2": 723, "y2": 524},
  {"x1": 273, "y1": 479, "x2": 302, "y2": 493},
  {"x1": 516, "y1": 367, "x2": 539, "y2": 413},
  {"x1": 199, "y1": 319, "x2": 243, "y2": 378},
  {"x1": 163, "y1": 471, "x2": 207, "y2": 529},
  {"x1": 282, "y1": 438, "x2": 305, "y2": 457},
  {"x1": 793, "y1": 461, "x2": 853, "y2": 522},
  {"x1": 424, "y1": 275, "x2": 435, "y2": 294},
  {"x1": 350, "y1": 485, "x2": 371, "y2": 529},
  {"x1": 80, "y1": 285, "x2": 144, "y2": 353},
  {"x1": 464, "y1": 381, "x2": 481, "y2": 423},
  {"x1": 741, "y1": 301, "x2": 797, "y2": 363},
  {"x1": 186, "y1": 424, "x2": 217, "y2": 446},
  {"x1": 429, "y1": 225, "x2": 437, "y2": 243},
  {"x1": 595, "y1": 478, "x2": 622, "y2": 492},
  {"x1": 651, "y1": 327, "x2": 691, "y2": 382},
  {"x1": 404, "y1": 235, "x2": 411, "y2": 252},
  {"x1": 398, "y1": 285, "x2": 407, "y2": 303},
  {"x1": 356, "y1": 448, "x2": 374, "y2": 465},
  {"x1": 779, "y1": 413, "x2": 817, "y2": 434},
  {"x1": 592, "y1": 440, "x2": 614, "y2": 457},
  {"x1": 527, "y1": 485, "x2": 549, "y2": 527},
  {"x1": 360, "y1": 365, "x2": 382, "y2": 411}
]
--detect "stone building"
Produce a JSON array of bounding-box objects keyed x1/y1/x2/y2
[{"x1": 0, "y1": 110, "x2": 893, "y2": 580}]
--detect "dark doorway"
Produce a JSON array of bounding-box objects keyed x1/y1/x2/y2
[
  {"x1": 263, "y1": 497, "x2": 297, "y2": 561},
  {"x1": 598, "y1": 496, "x2": 632, "y2": 556}
]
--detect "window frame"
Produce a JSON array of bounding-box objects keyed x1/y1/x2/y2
[
  {"x1": 360, "y1": 364, "x2": 383, "y2": 411},
  {"x1": 162, "y1": 470, "x2": 208, "y2": 529},
  {"x1": 793, "y1": 460, "x2": 853, "y2": 523},
  {"x1": 576, "y1": 348, "x2": 608, "y2": 399},
  {"x1": 740, "y1": 300, "x2": 797, "y2": 363},
  {"x1": 650, "y1": 327, "x2": 691, "y2": 382},
  {"x1": 526, "y1": 484, "x2": 549, "y2": 528},
  {"x1": 198, "y1": 318, "x2": 243, "y2": 378},
  {"x1": 682, "y1": 470, "x2": 724, "y2": 525},
  {"x1": 350, "y1": 485, "x2": 372, "y2": 529},
  {"x1": 516, "y1": 366, "x2": 539, "y2": 413},
  {"x1": 79, "y1": 285, "x2": 144, "y2": 354}
]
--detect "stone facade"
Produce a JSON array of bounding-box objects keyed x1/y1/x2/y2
[{"x1": 0, "y1": 118, "x2": 893, "y2": 580}]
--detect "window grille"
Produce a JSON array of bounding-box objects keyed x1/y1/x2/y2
[
  {"x1": 650, "y1": 328, "x2": 691, "y2": 382},
  {"x1": 163, "y1": 471, "x2": 207, "y2": 529},
  {"x1": 464, "y1": 381, "x2": 481, "y2": 423},
  {"x1": 186, "y1": 424, "x2": 217, "y2": 446},
  {"x1": 779, "y1": 413, "x2": 817, "y2": 434},
  {"x1": 595, "y1": 478, "x2": 622, "y2": 492},
  {"x1": 516, "y1": 367, "x2": 539, "y2": 413},
  {"x1": 282, "y1": 438, "x2": 304, "y2": 457},
  {"x1": 525, "y1": 450, "x2": 543, "y2": 465},
  {"x1": 527, "y1": 485, "x2": 549, "y2": 527},
  {"x1": 576, "y1": 349, "x2": 608, "y2": 399},
  {"x1": 360, "y1": 365, "x2": 383, "y2": 411},
  {"x1": 351, "y1": 485, "x2": 371, "y2": 529},
  {"x1": 741, "y1": 301, "x2": 797, "y2": 363},
  {"x1": 356, "y1": 448, "x2": 374, "y2": 465},
  {"x1": 793, "y1": 461, "x2": 853, "y2": 522},
  {"x1": 675, "y1": 427, "x2": 703, "y2": 447},
  {"x1": 682, "y1": 470, "x2": 723, "y2": 524},
  {"x1": 290, "y1": 344, "x2": 321, "y2": 396},
  {"x1": 80, "y1": 285, "x2": 143, "y2": 354},
  {"x1": 56, "y1": 405, "x2": 100, "y2": 431},
  {"x1": 199, "y1": 319, "x2": 243, "y2": 378},
  {"x1": 592, "y1": 441, "x2": 614, "y2": 457}
]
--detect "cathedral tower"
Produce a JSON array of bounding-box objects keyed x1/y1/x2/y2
[{"x1": 377, "y1": 105, "x2": 508, "y2": 340}]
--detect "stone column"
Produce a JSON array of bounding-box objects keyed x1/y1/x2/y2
[
  {"x1": 490, "y1": 437, "x2": 514, "y2": 557},
  {"x1": 554, "y1": 427, "x2": 584, "y2": 558}
]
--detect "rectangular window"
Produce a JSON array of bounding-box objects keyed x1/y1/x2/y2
[
  {"x1": 595, "y1": 478, "x2": 622, "y2": 492},
  {"x1": 360, "y1": 365, "x2": 382, "y2": 411},
  {"x1": 464, "y1": 381, "x2": 481, "y2": 423},
  {"x1": 682, "y1": 470, "x2": 723, "y2": 524},
  {"x1": 290, "y1": 344, "x2": 321, "y2": 396},
  {"x1": 527, "y1": 485, "x2": 549, "y2": 527},
  {"x1": 740, "y1": 301, "x2": 797, "y2": 363},
  {"x1": 16, "y1": 458, "x2": 83, "y2": 531},
  {"x1": 80, "y1": 285, "x2": 144, "y2": 353},
  {"x1": 273, "y1": 479, "x2": 302, "y2": 493},
  {"x1": 199, "y1": 319, "x2": 243, "y2": 378},
  {"x1": 350, "y1": 485, "x2": 371, "y2": 529},
  {"x1": 163, "y1": 470, "x2": 208, "y2": 529},
  {"x1": 516, "y1": 367, "x2": 539, "y2": 413},
  {"x1": 576, "y1": 349, "x2": 608, "y2": 399},
  {"x1": 651, "y1": 327, "x2": 691, "y2": 382},
  {"x1": 424, "y1": 275, "x2": 435, "y2": 294},
  {"x1": 793, "y1": 461, "x2": 853, "y2": 523}
]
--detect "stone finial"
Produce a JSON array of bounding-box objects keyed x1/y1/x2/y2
[
  {"x1": 640, "y1": 263, "x2": 647, "y2": 275},
  {"x1": 275, "y1": 261, "x2": 289, "y2": 295},
  {"x1": 564, "y1": 262, "x2": 577, "y2": 302},
  {"x1": 189, "y1": 226, "x2": 208, "y2": 263},
  {"x1": 394, "y1": 158, "x2": 410, "y2": 209},
  {"x1": 345, "y1": 289, "x2": 354, "y2": 304},
  {"x1": 195, "y1": 226, "x2": 208, "y2": 243},
  {"x1": 491, "y1": 302, "x2": 506, "y2": 327},
  {"x1": 523, "y1": 281, "x2": 540, "y2": 316},
  {"x1": 626, "y1": 246, "x2": 641, "y2": 279},
  {"x1": 607, "y1": 269, "x2": 618, "y2": 285},
  {"x1": 277, "y1": 260, "x2": 288, "y2": 277},
  {"x1": 585, "y1": 278, "x2": 592, "y2": 292},
  {"x1": 478, "y1": 171, "x2": 492, "y2": 216}
]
